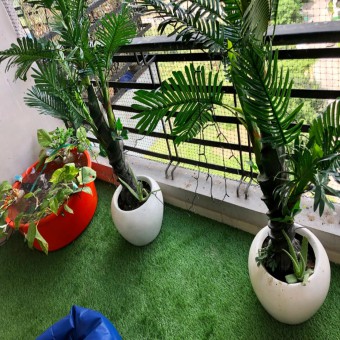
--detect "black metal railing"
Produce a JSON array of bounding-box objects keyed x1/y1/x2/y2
[{"x1": 107, "y1": 22, "x2": 340, "y2": 183}]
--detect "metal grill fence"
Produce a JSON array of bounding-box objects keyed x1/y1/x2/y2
[{"x1": 109, "y1": 24, "x2": 340, "y2": 183}]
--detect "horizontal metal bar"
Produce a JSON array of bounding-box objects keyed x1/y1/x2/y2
[
  {"x1": 124, "y1": 146, "x2": 252, "y2": 177},
  {"x1": 113, "y1": 48, "x2": 340, "y2": 63},
  {"x1": 111, "y1": 81, "x2": 339, "y2": 99},
  {"x1": 290, "y1": 89, "x2": 340, "y2": 99},
  {"x1": 112, "y1": 104, "x2": 139, "y2": 113},
  {"x1": 124, "y1": 145, "x2": 170, "y2": 160},
  {"x1": 278, "y1": 48, "x2": 340, "y2": 59},
  {"x1": 268, "y1": 22, "x2": 340, "y2": 45},
  {"x1": 126, "y1": 127, "x2": 252, "y2": 152},
  {"x1": 119, "y1": 22, "x2": 340, "y2": 53},
  {"x1": 109, "y1": 81, "x2": 159, "y2": 90},
  {"x1": 111, "y1": 103, "x2": 310, "y2": 134}
]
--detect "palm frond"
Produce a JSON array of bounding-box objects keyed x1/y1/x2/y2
[
  {"x1": 231, "y1": 47, "x2": 303, "y2": 146},
  {"x1": 242, "y1": 0, "x2": 271, "y2": 41},
  {"x1": 25, "y1": 87, "x2": 84, "y2": 129},
  {"x1": 312, "y1": 172, "x2": 339, "y2": 216},
  {"x1": 132, "y1": 64, "x2": 224, "y2": 144},
  {"x1": 25, "y1": 87, "x2": 67, "y2": 119},
  {"x1": 137, "y1": 0, "x2": 233, "y2": 52},
  {"x1": 68, "y1": 0, "x2": 87, "y2": 24},
  {"x1": 222, "y1": 0, "x2": 244, "y2": 26},
  {"x1": 309, "y1": 100, "x2": 340, "y2": 159},
  {"x1": 275, "y1": 145, "x2": 315, "y2": 213},
  {"x1": 95, "y1": 8, "x2": 136, "y2": 73},
  {"x1": 0, "y1": 37, "x2": 56, "y2": 80},
  {"x1": 184, "y1": 0, "x2": 225, "y2": 20},
  {"x1": 28, "y1": 62, "x2": 87, "y2": 127}
]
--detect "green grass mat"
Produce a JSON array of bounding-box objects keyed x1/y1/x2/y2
[{"x1": 0, "y1": 180, "x2": 339, "y2": 339}]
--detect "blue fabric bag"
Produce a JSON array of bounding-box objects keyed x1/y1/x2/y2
[{"x1": 37, "y1": 305, "x2": 121, "y2": 340}]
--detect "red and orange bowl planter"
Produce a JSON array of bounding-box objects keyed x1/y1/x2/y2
[{"x1": 6, "y1": 150, "x2": 97, "y2": 252}]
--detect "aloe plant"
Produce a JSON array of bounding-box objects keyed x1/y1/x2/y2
[
  {"x1": 282, "y1": 230, "x2": 314, "y2": 285},
  {"x1": 0, "y1": 0, "x2": 141, "y2": 210},
  {"x1": 132, "y1": 0, "x2": 339, "y2": 274}
]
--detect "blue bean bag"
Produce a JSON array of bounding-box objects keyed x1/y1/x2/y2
[{"x1": 37, "y1": 305, "x2": 121, "y2": 340}]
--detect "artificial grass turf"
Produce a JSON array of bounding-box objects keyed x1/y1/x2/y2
[{"x1": 0, "y1": 180, "x2": 339, "y2": 339}]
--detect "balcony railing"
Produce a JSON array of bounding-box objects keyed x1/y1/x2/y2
[{"x1": 106, "y1": 22, "x2": 340, "y2": 185}]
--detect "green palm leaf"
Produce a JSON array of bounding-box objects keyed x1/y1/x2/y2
[
  {"x1": 95, "y1": 8, "x2": 136, "y2": 73},
  {"x1": 132, "y1": 64, "x2": 224, "y2": 144},
  {"x1": 309, "y1": 100, "x2": 340, "y2": 160},
  {"x1": 27, "y1": 62, "x2": 86, "y2": 128},
  {"x1": 276, "y1": 100, "x2": 340, "y2": 216},
  {"x1": 242, "y1": 0, "x2": 278, "y2": 42},
  {"x1": 25, "y1": 87, "x2": 70, "y2": 121},
  {"x1": 0, "y1": 37, "x2": 56, "y2": 80},
  {"x1": 232, "y1": 47, "x2": 303, "y2": 146},
  {"x1": 137, "y1": 0, "x2": 233, "y2": 52}
]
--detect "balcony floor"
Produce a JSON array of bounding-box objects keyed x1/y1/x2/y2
[{"x1": 0, "y1": 180, "x2": 339, "y2": 339}]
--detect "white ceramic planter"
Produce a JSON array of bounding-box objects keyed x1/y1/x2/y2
[
  {"x1": 111, "y1": 175, "x2": 164, "y2": 246},
  {"x1": 248, "y1": 225, "x2": 331, "y2": 325}
]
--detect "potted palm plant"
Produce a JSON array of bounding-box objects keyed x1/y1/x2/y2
[
  {"x1": 0, "y1": 127, "x2": 97, "y2": 253},
  {"x1": 0, "y1": 0, "x2": 163, "y2": 246},
  {"x1": 131, "y1": 0, "x2": 339, "y2": 323}
]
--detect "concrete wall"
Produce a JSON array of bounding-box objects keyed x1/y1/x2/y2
[{"x1": 0, "y1": 2, "x2": 59, "y2": 182}]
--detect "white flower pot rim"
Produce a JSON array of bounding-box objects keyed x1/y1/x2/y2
[{"x1": 114, "y1": 175, "x2": 161, "y2": 213}]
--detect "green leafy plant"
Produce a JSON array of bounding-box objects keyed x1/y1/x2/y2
[
  {"x1": 0, "y1": 127, "x2": 96, "y2": 253},
  {"x1": 255, "y1": 242, "x2": 278, "y2": 273},
  {"x1": 37, "y1": 126, "x2": 91, "y2": 164},
  {"x1": 132, "y1": 0, "x2": 339, "y2": 276},
  {"x1": 0, "y1": 0, "x2": 143, "y2": 211},
  {"x1": 0, "y1": 163, "x2": 96, "y2": 254},
  {"x1": 282, "y1": 230, "x2": 314, "y2": 285}
]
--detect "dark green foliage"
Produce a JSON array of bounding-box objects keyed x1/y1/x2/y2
[
  {"x1": 231, "y1": 48, "x2": 304, "y2": 147},
  {"x1": 133, "y1": 64, "x2": 224, "y2": 143},
  {"x1": 0, "y1": 37, "x2": 56, "y2": 80}
]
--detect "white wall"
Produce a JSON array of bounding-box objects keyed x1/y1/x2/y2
[{"x1": 0, "y1": 2, "x2": 59, "y2": 182}]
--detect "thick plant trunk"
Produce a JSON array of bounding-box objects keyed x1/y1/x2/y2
[
  {"x1": 257, "y1": 143, "x2": 297, "y2": 272},
  {"x1": 87, "y1": 85, "x2": 139, "y2": 210}
]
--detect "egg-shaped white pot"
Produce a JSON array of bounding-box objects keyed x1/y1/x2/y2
[
  {"x1": 111, "y1": 175, "x2": 163, "y2": 246},
  {"x1": 248, "y1": 225, "x2": 330, "y2": 325}
]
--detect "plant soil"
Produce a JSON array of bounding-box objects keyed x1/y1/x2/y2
[{"x1": 117, "y1": 181, "x2": 151, "y2": 211}]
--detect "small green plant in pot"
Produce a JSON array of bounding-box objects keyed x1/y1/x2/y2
[
  {"x1": 131, "y1": 0, "x2": 339, "y2": 323},
  {"x1": 0, "y1": 127, "x2": 96, "y2": 253}
]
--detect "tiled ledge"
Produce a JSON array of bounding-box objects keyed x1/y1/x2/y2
[{"x1": 93, "y1": 155, "x2": 340, "y2": 264}]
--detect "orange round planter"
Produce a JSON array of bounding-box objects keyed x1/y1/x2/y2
[{"x1": 7, "y1": 150, "x2": 97, "y2": 252}]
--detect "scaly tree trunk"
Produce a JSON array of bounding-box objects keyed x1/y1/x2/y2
[
  {"x1": 257, "y1": 142, "x2": 297, "y2": 272},
  {"x1": 87, "y1": 84, "x2": 139, "y2": 210}
]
